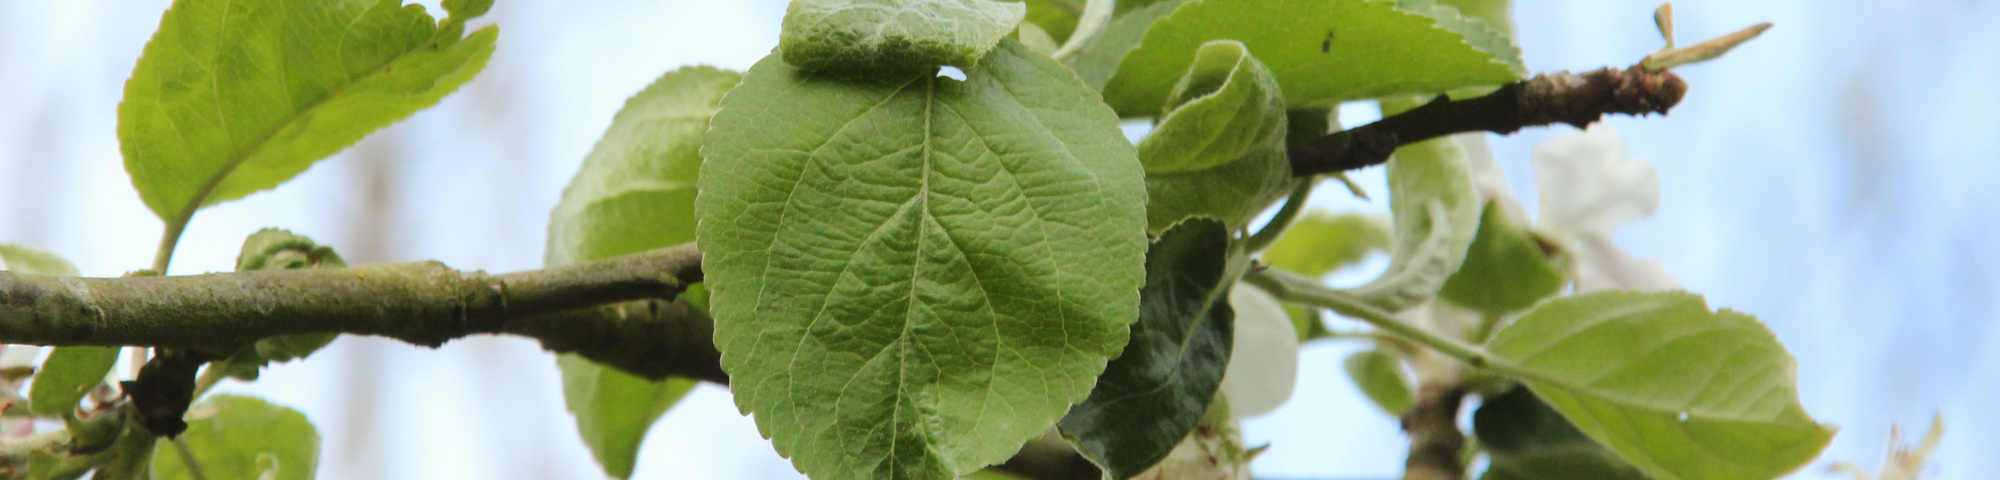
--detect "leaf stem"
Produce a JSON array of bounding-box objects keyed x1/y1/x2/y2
[
  {"x1": 1244, "y1": 268, "x2": 1489, "y2": 368},
  {"x1": 1243, "y1": 176, "x2": 1316, "y2": 253},
  {"x1": 170, "y1": 437, "x2": 210, "y2": 480}
]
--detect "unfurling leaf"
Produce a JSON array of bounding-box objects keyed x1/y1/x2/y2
[
  {"x1": 697, "y1": 40, "x2": 1147, "y2": 480},
  {"x1": 1485, "y1": 291, "x2": 1836, "y2": 480},
  {"x1": 781, "y1": 0, "x2": 1027, "y2": 74},
  {"x1": 1140, "y1": 41, "x2": 1294, "y2": 232},
  {"x1": 1061, "y1": 218, "x2": 1234, "y2": 480},
  {"x1": 120, "y1": 0, "x2": 497, "y2": 225},
  {"x1": 152, "y1": 395, "x2": 320, "y2": 480},
  {"x1": 1344, "y1": 124, "x2": 1481, "y2": 311},
  {"x1": 547, "y1": 65, "x2": 742, "y2": 479},
  {"x1": 1100, "y1": 0, "x2": 1522, "y2": 116}
]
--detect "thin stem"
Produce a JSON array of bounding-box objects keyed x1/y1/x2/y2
[
  {"x1": 191, "y1": 366, "x2": 226, "y2": 399},
  {"x1": 1244, "y1": 268, "x2": 1489, "y2": 367},
  {"x1": 171, "y1": 437, "x2": 210, "y2": 480},
  {"x1": 1243, "y1": 177, "x2": 1316, "y2": 254},
  {"x1": 151, "y1": 221, "x2": 187, "y2": 274}
]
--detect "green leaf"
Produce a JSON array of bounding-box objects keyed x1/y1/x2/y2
[
  {"x1": 1344, "y1": 127, "x2": 1481, "y2": 312},
  {"x1": 696, "y1": 40, "x2": 1147, "y2": 480},
  {"x1": 559, "y1": 356, "x2": 698, "y2": 479},
  {"x1": 1474, "y1": 386, "x2": 1648, "y2": 480},
  {"x1": 0, "y1": 244, "x2": 80, "y2": 276},
  {"x1": 28, "y1": 347, "x2": 119, "y2": 417},
  {"x1": 1439, "y1": 201, "x2": 1562, "y2": 315},
  {"x1": 1099, "y1": 0, "x2": 1523, "y2": 116},
  {"x1": 1013, "y1": 0, "x2": 1083, "y2": 44},
  {"x1": 1059, "y1": 218, "x2": 1235, "y2": 480},
  {"x1": 152, "y1": 395, "x2": 321, "y2": 480},
  {"x1": 546, "y1": 66, "x2": 740, "y2": 479},
  {"x1": 1064, "y1": 0, "x2": 1187, "y2": 90},
  {"x1": 1395, "y1": 0, "x2": 1523, "y2": 76},
  {"x1": 1140, "y1": 41, "x2": 1294, "y2": 232},
  {"x1": 1429, "y1": 0, "x2": 1511, "y2": 38},
  {"x1": 120, "y1": 0, "x2": 497, "y2": 224},
  {"x1": 1259, "y1": 210, "x2": 1391, "y2": 278},
  {"x1": 1343, "y1": 349, "x2": 1412, "y2": 415},
  {"x1": 1485, "y1": 291, "x2": 1836, "y2": 480},
  {"x1": 780, "y1": 0, "x2": 1028, "y2": 74}
]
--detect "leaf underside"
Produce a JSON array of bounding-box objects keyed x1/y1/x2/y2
[
  {"x1": 546, "y1": 65, "x2": 743, "y2": 479},
  {"x1": 781, "y1": 0, "x2": 1028, "y2": 74},
  {"x1": 1485, "y1": 291, "x2": 1836, "y2": 480},
  {"x1": 697, "y1": 40, "x2": 1148, "y2": 480}
]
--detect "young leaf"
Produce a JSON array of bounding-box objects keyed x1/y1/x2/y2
[
  {"x1": 1059, "y1": 218, "x2": 1235, "y2": 480},
  {"x1": 1473, "y1": 386, "x2": 1647, "y2": 480},
  {"x1": 28, "y1": 347, "x2": 119, "y2": 417},
  {"x1": 696, "y1": 40, "x2": 1147, "y2": 480},
  {"x1": 559, "y1": 356, "x2": 698, "y2": 479},
  {"x1": 546, "y1": 66, "x2": 742, "y2": 479},
  {"x1": 1140, "y1": 41, "x2": 1294, "y2": 232},
  {"x1": 1344, "y1": 129, "x2": 1481, "y2": 312},
  {"x1": 152, "y1": 395, "x2": 320, "y2": 480},
  {"x1": 1438, "y1": 201, "x2": 1562, "y2": 315},
  {"x1": 1343, "y1": 349, "x2": 1413, "y2": 415},
  {"x1": 120, "y1": 0, "x2": 497, "y2": 227},
  {"x1": 1064, "y1": 0, "x2": 1188, "y2": 90},
  {"x1": 1258, "y1": 211, "x2": 1392, "y2": 278},
  {"x1": 1099, "y1": 0, "x2": 1522, "y2": 116},
  {"x1": 1485, "y1": 291, "x2": 1836, "y2": 480},
  {"x1": 781, "y1": 0, "x2": 1028, "y2": 74}
]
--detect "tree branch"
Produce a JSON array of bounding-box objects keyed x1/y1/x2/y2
[
  {"x1": 1400, "y1": 384, "x2": 1468, "y2": 480},
  {"x1": 0, "y1": 243, "x2": 721, "y2": 383},
  {"x1": 1288, "y1": 65, "x2": 1688, "y2": 176}
]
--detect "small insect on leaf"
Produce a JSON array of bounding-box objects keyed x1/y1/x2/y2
[{"x1": 1321, "y1": 31, "x2": 1335, "y2": 53}]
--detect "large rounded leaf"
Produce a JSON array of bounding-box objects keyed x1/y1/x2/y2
[
  {"x1": 696, "y1": 40, "x2": 1147, "y2": 479},
  {"x1": 545, "y1": 66, "x2": 742, "y2": 479},
  {"x1": 1485, "y1": 291, "x2": 1835, "y2": 480}
]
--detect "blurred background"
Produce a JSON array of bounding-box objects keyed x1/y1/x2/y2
[{"x1": 0, "y1": 0, "x2": 1992, "y2": 478}]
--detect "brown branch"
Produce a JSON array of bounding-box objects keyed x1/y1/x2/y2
[
  {"x1": 0, "y1": 243, "x2": 719, "y2": 382},
  {"x1": 1289, "y1": 65, "x2": 1688, "y2": 176},
  {"x1": 1400, "y1": 384, "x2": 1468, "y2": 480}
]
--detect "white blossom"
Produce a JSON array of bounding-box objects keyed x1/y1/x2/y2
[
  {"x1": 1530, "y1": 125, "x2": 1679, "y2": 292},
  {"x1": 1220, "y1": 284, "x2": 1299, "y2": 419}
]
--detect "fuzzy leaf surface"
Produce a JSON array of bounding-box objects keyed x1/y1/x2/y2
[
  {"x1": 1140, "y1": 41, "x2": 1293, "y2": 232},
  {"x1": 1486, "y1": 291, "x2": 1835, "y2": 480},
  {"x1": 1099, "y1": 0, "x2": 1521, "y2": 115},
  {"x1": 1344, "y1": 130, "x2": 1480, "y2": 312},
  {"x1": 545, "y1": 66, "x2": 741, "y2": 479},
  {"x1": 781, "y1": 0, "x2": 1026, "y2": 74},
  {"x1": 120, "y1": 0, "x2": 496, "y2": 223},
  {"x1": 696, "y1": 40, "x2": 1147, "y2": 480},
  {"x1": 1060, "y1": 218, "x2": 1234, "y2": 480},
  {"x1": 152, "y1": 395, "x2": 320, "y2": 480}
]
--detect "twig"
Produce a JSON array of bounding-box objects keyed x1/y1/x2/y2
[{"x1": 1287, "y1": 66, "x2": 1687, "y2": 176}]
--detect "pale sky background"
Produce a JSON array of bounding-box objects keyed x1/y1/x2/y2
[{"x1": 1, "y1": 0, "x2": 1994, "y2": 478}]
